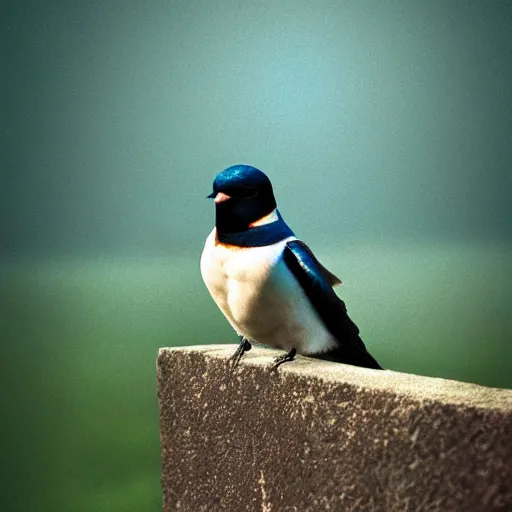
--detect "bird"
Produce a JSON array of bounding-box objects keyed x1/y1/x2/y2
[{"x1": 200, "y1": 164, "x2": 382, "y2": 371}]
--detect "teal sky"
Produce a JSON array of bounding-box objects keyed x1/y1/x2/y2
[
  {"x1": 3, "y1": 0, "x2": 511, "y2": 257},
  {"x1": 2, "y1": 3, "x2": 512, "y2": 510}
]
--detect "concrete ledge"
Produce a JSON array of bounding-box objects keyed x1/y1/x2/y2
[{"x1": 157, "y1": 345, "x2": 512, "y2": 511}]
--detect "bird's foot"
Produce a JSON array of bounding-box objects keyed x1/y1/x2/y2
[
  {"x1": 270, "y1": 348, "x2": 296, "y2": 372},
  {"x1": 228, "y1": 336, "x2": 252, "y2": 367}
]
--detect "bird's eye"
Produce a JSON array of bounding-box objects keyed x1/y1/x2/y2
[
  {"x1": 224, "y1": 186, "x2": 257, "y2": 199},
  {"x1": 240, "y1": 187, "x2": 257, "y2": 198}
]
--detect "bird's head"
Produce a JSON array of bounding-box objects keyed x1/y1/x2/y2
[{"x1": 207, "y1": 165, "x2": 277, "y2": 233}]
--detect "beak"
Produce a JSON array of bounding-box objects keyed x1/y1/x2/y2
[
  {"x1": 213, "y1": 192, "x2": 231, "y2": 204},
  {"x1": 207, "y1": 192, "x2": 232, "y2": 203}
]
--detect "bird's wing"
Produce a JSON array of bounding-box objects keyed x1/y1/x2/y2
[
  {"x1": 288, "y1": 240, "x2": 342, "y2": 287},
  {"x1": 282, "y1": 240, "x2": 382, "y2": 369}
]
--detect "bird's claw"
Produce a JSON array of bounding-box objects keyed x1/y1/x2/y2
[
  {"x1": 270, "y1": 348, "x2": 296, "y2": 372},
  {"x1": 227, "y1": 337, "x2": 252, "y2": 368}
]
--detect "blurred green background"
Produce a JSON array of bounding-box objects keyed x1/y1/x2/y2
[{"x1": 2, "y1": 1, "x2": 511, "y2": 510}]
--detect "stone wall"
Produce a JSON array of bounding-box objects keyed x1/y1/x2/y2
[{"x1": 157, "y1": 345, "x2": 512, "y2": 511}]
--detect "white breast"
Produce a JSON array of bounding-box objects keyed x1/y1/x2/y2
[{"x1": 200, "y1": 228, "x2": 338, "y2": 355}]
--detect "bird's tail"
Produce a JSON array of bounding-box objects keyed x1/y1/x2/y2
[{"x1": 314, "y1": 343, "x2": 383, "y2": 370}]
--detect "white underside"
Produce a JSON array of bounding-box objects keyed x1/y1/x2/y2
[{"x1": 200, "y1": 228, "x2": 338, "y2": 355}]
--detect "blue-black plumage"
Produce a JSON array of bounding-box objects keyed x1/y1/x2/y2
[{"x1": 200, "y1": 164, "x2": 382, "y2": 370}]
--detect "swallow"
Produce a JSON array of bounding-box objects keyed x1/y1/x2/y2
[{"x1": 200, "y1": 164, "x2": 382, "y2": 371}]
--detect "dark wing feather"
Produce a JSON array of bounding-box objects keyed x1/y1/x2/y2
[
  {"x1": 283, "y1": 240, "x2": 383, "y2": 370},
  {"x1": 289, "y1": 240, "x2": 342, "y2": 286}
]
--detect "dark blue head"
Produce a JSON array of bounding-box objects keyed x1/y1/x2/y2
[{"x1": 207, "y1": 165, "x2": 277, "y2": 233}]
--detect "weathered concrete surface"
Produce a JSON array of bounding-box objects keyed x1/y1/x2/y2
[{"x1": 157, "y1": 345, "x2": 512, "y2": 512}]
